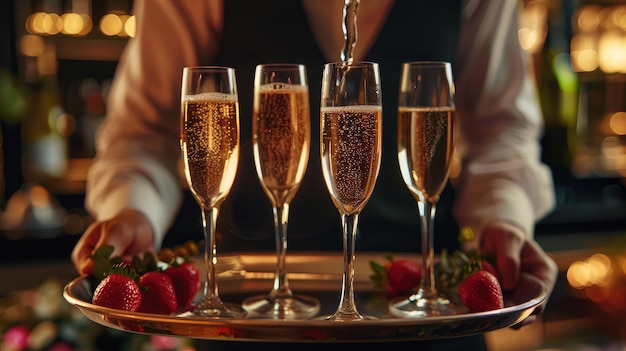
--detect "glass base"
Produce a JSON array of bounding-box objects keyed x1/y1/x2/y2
[
  {"x1": 242, "y1": 294, "x2": 320, "y2": 319},
  {"x1": 317, "y1": 311, "x2": 377, "y2": 322},
  {"x1": 388, "y1": 288, "x2": 458, "y2": 318},
  {"x1": 177, "y1": 298, "x2": 246, "y2": 318}
]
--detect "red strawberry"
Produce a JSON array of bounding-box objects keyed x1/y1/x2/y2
[
  {"x1": 480, "y1": 259, "x2": 499, "y2": 281},
  {"x1": 138, "y1": 271, "x2": 178, "y2": 314},
  {"x1": 385, "y1": 259, "x2": 422, "y2": 293},
  {"x1": 164, "y1": 261, "x2": 200, "y2": 307},
  {"x1": 370, "y1": 256, "x2": 421, "y2": 296},
  {"x1": 92, "y1": 266, "x2": 142, "y2": 312},
  {"x1": 458, "y1": 270, "x2": 504, "y2": 312}
]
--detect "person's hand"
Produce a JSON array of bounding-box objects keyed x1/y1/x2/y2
[
  {"x1": 71, "y1": 209, "x2": 155, "y2": 275},
  {"x1": 479, "y1": 221, "x2": 558, "y2": 327}
]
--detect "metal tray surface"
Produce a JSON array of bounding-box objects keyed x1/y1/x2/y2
[{"x1": 63, "y1": 252, "x2": 546, "y2": 342}]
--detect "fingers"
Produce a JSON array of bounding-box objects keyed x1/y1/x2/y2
[
  {"x1": 71, "y1": 210, "x2": 156, "y2": 275},
  {"x1": 481, "y1": 223, "x2": 557, "y2": 294},
  {"x1": 71, "y1": 221, "x2": 104, "y2": 275},
  {"x1": 479, "y1": 221, "x2": 559, "y2": 329},
  {"x1": 521, "y1": 240, "x2": 558, "y2": 292},
  {"x1": 520, "y1": 239, "x2": 559, "y2": 315},
  {"x1": 480, "y1": 223, "x2": 525, "y2": 291},
  {"x1": 98, "y1": 219, "x2": 134, "y2": 257},
  {"x1": 70, "y1": 216, "x2": 134, "y2": 275}
]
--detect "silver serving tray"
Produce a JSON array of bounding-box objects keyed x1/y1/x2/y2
[{"x1": 63, "y1": 252, "x2": 546, "y2": 342}]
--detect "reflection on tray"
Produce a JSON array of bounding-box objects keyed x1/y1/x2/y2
[{"x1": 63, "y1": 252, "x2": 547, "y2": 342}]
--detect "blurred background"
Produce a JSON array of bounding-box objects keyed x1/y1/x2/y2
[{"x1": 1, "y1": 0, "x2": 626, "y2": 350}]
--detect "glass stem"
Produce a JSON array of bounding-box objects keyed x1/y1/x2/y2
[
  {"x1": 272, "y1": 203, "x2": 292, "y2": 297},
  {"x1": 201, "y1": 206, "x2": 221, "y2": 303},
  {"x1": 418, "y1": 200, "x2": 437, "y2": 295},
  {"x1": 335, "y1": 212, "x2": 362, "y2": 319}
]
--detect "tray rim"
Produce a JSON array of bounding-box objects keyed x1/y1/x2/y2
[{"x1": 63, "y1": 252, "x2": 548, "y2": 342}]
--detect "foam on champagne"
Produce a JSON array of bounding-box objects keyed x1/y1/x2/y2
[
  {"x1": 256, "y1": 83, "x2": 308, "y2": 93},
  {"x1": 183, "y1": 92, "x2": 237, "y2": 102}
]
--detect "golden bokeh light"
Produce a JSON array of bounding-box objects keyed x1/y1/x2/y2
[
  {"x1": 587, "y1": 253, "x2": 612, "y2": 285},
  {"x1": 29, "y1": 12, "x2": 63, "y2": 35},
  {"x1": 519, "y1": 1, "x2": 548, "y2": 54},
  {"x1": 78, "y1": 14, "x2": 93, "y2": 36},
  {"x1": 26, "y1": 11, "x2": 93, "y2": 37},
  {"x1": 44, "y1": 13, "x2": 62, "y2": 35},
  {"x1": 19, "y1": 34, "x2": 45, "y2": 57},
  {"x1": 608, "y1": 112, "x2": 626, "y2": 135},
  {"x1": 598, "y1": 30, "x2": 626, "y2": 73},
  {"x1": 610, "y1": 5, "x2": 626, "y2": 29},
  {"x1": 576, "y1": 5, "x2": 602, "y2": 32},
  {"x1": 61, "y1": 13, "x2": 85, "y2": 35},
  {"x1": 567, "y1": 261, "x2": 590, "y2": 289},
  {"x1": 28, "y1": 12, "x2": 47, "y2": 34},
  {"x1": 570, "y1": 34, "x2": 598, "y2": 72},
  {"x1": 572, "y1": 4, "x2": 626, "y2": 74},
  {"x1": 568, "y1": 250, "x2": 626, "y2": 314},
  {"x1": 567, "y1": 252, "x2": 614, "y2": 289},
  {"x1": 25, "y1": 9, "x2": 135, "y2": 38},
  {"x1": 125, "y1": 15, "x2": 136, "y2": 37},
  {"x1": 99, "y1": 13, "x2": 123, "y2": 36}
]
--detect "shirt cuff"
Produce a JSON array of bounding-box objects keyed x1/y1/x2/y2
[
  {"x1": 86, "y1": 158, "x2": 182, "y2": 250},
  {"x1": 455, "y1": 178, "x2": 539, "y2": 240}
]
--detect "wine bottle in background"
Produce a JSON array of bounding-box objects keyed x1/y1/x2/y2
[
  {"x1": 0, "y1": 68, "x2": 28, "y2": 208},
  {"x1": 538, "y1": 3, "x2": 578, "y2": 180},
  {"x1": 21, "y1": 46, "x2": 73, "y2": 183}
]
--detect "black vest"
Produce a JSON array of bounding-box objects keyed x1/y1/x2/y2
[{"x1": 211, "y1": 0, "x2": 461, "y2": 252}]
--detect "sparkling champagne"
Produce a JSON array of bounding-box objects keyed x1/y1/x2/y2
[
  {"x1": 181, "y1": 92, "x2": 240, "y2": 209},
  {"x1": 321, "y1": 105, "x2": 382, "y2": 214},
  {"x1": 397, "y1": 106, "x2": 454, "y2": 203},
  {"x1": 253, "y1": 84, "x2": 310, "y2": 205}
]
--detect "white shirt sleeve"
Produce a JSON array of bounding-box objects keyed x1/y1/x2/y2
[
  {"x1": 453, "y1": 0, "x2": 556, "y2": 238},
  {"x1": 85, "y1": 0, "x2": 223, "y2": 247}
]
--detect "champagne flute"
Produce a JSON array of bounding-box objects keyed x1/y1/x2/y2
[
  {"x1": 242, "y1": 64, "x2": 320, "y2": 319},
  {"x1": 388, "y1": 61, "x2": 457, "y2": 318},
  {"x1": 179, "y1": 66, "x2": 245, "y2": 318},
  {"x1": 320, "y1": 61, "x2": 382, "y2": 321}
]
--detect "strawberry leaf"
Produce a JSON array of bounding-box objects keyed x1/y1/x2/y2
[
  {"x1": 463, "y1": 259, "x2": 483, "y2": 278},
  {"x1": 108, "y1": 263, "x2": 139, "y2": 281},
  {"x1": 142, "y1": 251, "x2": 159, "y2": 272},
  {"x1": 89, "y1": 245, "x2": 117, "y2": 281},
  {"x1": 369, "y1": 260, "x2": 387, "y2": 289},
  {"x1": 131, "y1": 254, "x2": 146, "y2": 275},
  {"x1": 92, "y1": 258, "x2": 112, "y2": 282},
  {"x1": 91, "y1": 245, "x2": 114, "y2": 260}
]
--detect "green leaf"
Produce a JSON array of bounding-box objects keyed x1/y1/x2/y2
[
  {"x1": 131, "y1": 254, "x2": 145, "y2": 275},
  {"x1": 369, "y1": 259, "x2": 388, "y2": 289},
  {"x1": 92, "y1": 258, "x2": 112, "y2": 281},
  {"x1": 91, "y1": 245, "x2": 114, "y2": 260},
  {"x1": 109, "y1": 263, "x2": 139, "y2": 281},
  {"x1": 142, "y1": 251, "x2": 159, "y2": 272}
]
